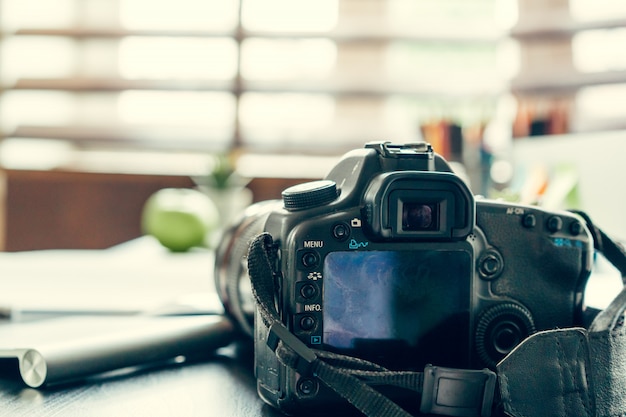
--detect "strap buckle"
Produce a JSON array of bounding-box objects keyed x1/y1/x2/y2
[{"x1": 420, "y1": 364, "x2": 497, "y2": 417}]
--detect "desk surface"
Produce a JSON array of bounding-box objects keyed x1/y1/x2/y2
[
  {"x1": 0, "y1": 345, "x2": 283, "y2": 417},
  {"x1": 0, "y1": 238, "x2": 276, "y2": 416},
  {"x1": 0, "y1": 237, "x2": 621, "y2": 416}
]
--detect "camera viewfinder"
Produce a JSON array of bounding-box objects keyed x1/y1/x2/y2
[{"x1": 402, "y1": 202, "x2": 438, "y2": 231}]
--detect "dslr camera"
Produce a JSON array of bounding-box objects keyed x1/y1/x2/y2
[{"x1": 215, "y1": 142, "x2": 593, "y2": 414}]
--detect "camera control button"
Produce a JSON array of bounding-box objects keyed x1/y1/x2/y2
[
  {"x1": 300, "y1": 283, "x2": 318, "y2": 299},
  {"x1": 522, "y1": 213, "x2": 536, "y2": 228},
  {"x1": 475, "y1": 303, "x2": 535, "y2": 368},
  {"x1": 297, "y1": 378, "x2": 319, "y2": 396},
  {"x1": 547, "y1": 216, "x2": 563, "y2": 233},
  {"x1": 332, "y1": 222, "x2": 351, "y2": 241},
  {"x1": 570, "y1": 221, "x2": 583, "y2": 236},
  {"x1": 478, "y1": 250, "x2": 503, "y2": 280},
  {"x1": 301, "y1": 251, "x2": 320, "y2": 268},
  {"x1": 299, "y1": 315, "x2": 316, "y2": 331}
]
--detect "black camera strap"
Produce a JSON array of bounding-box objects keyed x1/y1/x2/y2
[
  {"x1": 247, "y1": 211, "x2": 626, "y2": 417},
  {"x1": 248, "y1": 232, "x2": 424, "y2": 417}
]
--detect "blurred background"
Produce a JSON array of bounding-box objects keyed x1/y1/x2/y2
[{"x1": 1, "y1": 0, "x2": 626, "y2": 251}]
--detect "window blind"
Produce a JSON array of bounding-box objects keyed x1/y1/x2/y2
[{"x1": 0, "y1": 0, "x2": 508, "y2": 171}]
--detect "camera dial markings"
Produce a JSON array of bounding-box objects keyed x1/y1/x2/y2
[
  {"x1": 348, "y1": 239, "x2": 369, "y2": 249},
  {"x1": 506, "y1": 207, "x2": 525, "y2": 216},
  {"x1": 307, "y1": 272, "x2": 322, "y2": 281},
  {"x1": 304, "y1": 240, "x2": 324, "y2": 248}
]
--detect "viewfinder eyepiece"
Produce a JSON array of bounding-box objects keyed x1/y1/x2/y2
[{"x1": 402, "y1": 202, "x2": 438, "y2": 231}]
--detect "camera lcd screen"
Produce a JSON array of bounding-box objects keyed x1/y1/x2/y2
[{"x1": 323, "y1": 250, "x2": 471, "y2": 369}]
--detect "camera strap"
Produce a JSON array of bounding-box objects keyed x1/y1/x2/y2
[
  {"x1": 246, "y1": 211, "x2": 626, "y2": 417},
  {"x1": 248, "y1": 232, "x2": 425, "y2": 417}
]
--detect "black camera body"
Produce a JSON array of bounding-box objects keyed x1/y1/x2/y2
[{"x1": 216, "y1": 142, "x2": 593, "y2": 415}]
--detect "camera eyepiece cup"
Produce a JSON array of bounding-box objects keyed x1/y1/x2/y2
[{"x1": 364, "y1": 171, "x2": 474, "y2": 240}]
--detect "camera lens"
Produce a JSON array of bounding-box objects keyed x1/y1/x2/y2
[{"x1": 402, "y1": 202, "x2": 437, "y2": 231}]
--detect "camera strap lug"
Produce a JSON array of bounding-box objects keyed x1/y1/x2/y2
[{"x1": 420, "y1": 365, "x2": 496, "y2": 417}]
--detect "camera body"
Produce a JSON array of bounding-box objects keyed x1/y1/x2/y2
[{"x1": 215, "y1": 142, "x2": 593, "y2": 414}]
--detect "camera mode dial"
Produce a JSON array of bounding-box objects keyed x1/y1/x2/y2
[
  {"x1": 282, "y1": 180, "x2": 338, "y2": 211},
  {"x1": 475, "y1": 303, "x2": 536, "y2": 368}
]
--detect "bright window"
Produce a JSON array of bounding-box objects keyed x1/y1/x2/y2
[{"x1": 0, "y1": 0, "x2": 507, "y2": 165}]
